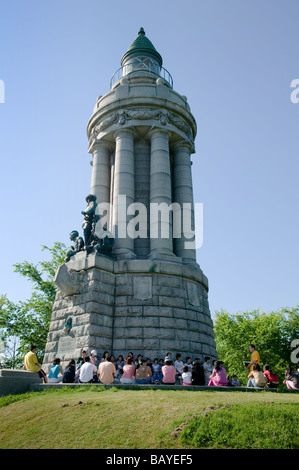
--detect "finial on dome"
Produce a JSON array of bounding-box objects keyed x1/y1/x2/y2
[{"x1": 121, "y1": 27, "x2": 163, "y2": 68}]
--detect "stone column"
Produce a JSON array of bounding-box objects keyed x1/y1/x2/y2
[
  {"x1": 112, "y1": 129, "x2": 136, "y2": 258},
  {"x1": 149, "y1": 129, "x2": 174, "y2": 258},
  {"x1": 172, "y1": 142, "x2": 197, "y2": 266},
  {"x1": 134, "y1": 139, "x2": 151, "y2": 258},
  {"x1": 109, "y1": 152, "x2": 115, "y2": 232},
  {"x1": 90, "y1": 141, "x2": 111, "y2": 206},
  {"x1": 91, "y1": 141, "x2": 113, "y2": 232}
]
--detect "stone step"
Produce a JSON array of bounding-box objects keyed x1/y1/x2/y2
[
  {"x1": 28, "y1": 382, "x2": 298, "y2": 394},
  {"x1": 0, "y1": 369, "x2": 43, "y2": 397}
]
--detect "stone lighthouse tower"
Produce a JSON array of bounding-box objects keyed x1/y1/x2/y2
[{"x1": 43, "y1": 28, "x2": 217, "y2": 370}]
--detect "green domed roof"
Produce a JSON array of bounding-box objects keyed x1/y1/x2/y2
[{"x1": 121, "y1": 27, "x2": 163, "y2": 67}]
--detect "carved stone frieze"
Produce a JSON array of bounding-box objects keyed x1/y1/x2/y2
[{"x1": 89, "y1": 108, "x2": 194, "y2": 148}]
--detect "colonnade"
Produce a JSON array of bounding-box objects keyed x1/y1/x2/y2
[{"x1": 90, "y1": 127, "x2": 197, "y2": 265}]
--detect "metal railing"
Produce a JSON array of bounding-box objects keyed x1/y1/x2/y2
[{"x1": 110, "y1": 62, "x2": 173, "y2": 89}]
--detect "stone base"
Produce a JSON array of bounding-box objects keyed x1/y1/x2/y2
[
  {"x1": 0, "y1": 369, "x2": 43, "y2": 396},
  {"x1": 43, "y1": 252, "x2": 217, "y2": 372},
  {"x1": 29, "y1": 383, "x2": 291, "y2": 393}
]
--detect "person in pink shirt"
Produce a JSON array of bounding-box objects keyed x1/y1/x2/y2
[
  {"x1": 120, "y1": 357, "x2": 136, "y2": 384},
  {"x1": 162, "y1": 359, "x2": 176, "y2": 385},
  {"x1": 208, "y1": 361, "x2": 228, "y2": 387}
]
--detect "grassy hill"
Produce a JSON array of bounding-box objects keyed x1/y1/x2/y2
[{"x1": 0, "y1": 387, "x2": 298, "y2": 449}]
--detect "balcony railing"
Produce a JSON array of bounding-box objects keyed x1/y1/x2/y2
[{"x1": 110, "y1": 62, "x2": 173, "y2": 89}]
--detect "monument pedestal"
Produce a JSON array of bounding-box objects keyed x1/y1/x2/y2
[{"x1": 43, "y1": 252, "x2": 217, "y2": 372}]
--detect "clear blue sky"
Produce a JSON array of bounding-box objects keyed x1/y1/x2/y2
[{"x1": 0, "y1": 0, "x2": 298, "y2": 317}]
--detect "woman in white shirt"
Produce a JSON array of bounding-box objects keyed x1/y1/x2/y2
[{"x1": 182, "y1": 365, "x2": 192, "y2": 386}]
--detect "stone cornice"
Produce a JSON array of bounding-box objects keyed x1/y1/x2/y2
[
  {"x1": 88, "y1": 107, "x2": 195, "y2": 151},
  {"x1": 87, "y1": 88, "x2": 197, "y2": 138},
  {"x1": 171, "y1": 140, "x2": 194, "y2": 153}
]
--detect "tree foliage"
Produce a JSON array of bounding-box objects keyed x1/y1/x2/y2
[
  {"x1": 0, "y1": 243, "x2": 66, "y2": 368},
  {"x1": 213, "y1": 305, "x2": 299, "y2": 386}
]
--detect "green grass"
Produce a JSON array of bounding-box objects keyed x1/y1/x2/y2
[
  {"x1": 180, "y1": 402, "x2": 299, "y2": 449},
  {"x1": 0, "y1": 387, "x2": 298, "y2": 449}
]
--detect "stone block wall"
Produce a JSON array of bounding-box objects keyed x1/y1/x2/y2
[
  {"x1": 0, "y1": 369, "x2": 43, "y2": 396},
  {"x1": 43, "y1": 254, "x2": 217, "y2": 372}
]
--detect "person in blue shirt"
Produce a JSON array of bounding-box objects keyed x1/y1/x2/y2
[
  {"x1": 152, "y1": 358, "x2": 163, "y2": 384},
  {"x1": 48, "y1": 358, "x2": 63, "y2": 383}
]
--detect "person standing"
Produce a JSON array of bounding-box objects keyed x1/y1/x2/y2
[
  {"x1": 23, "y1": 345, "x2": 47, "y2": 383},
  {"x1": 248, "y1": 344, "x2": 260, "y2": 372}
]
